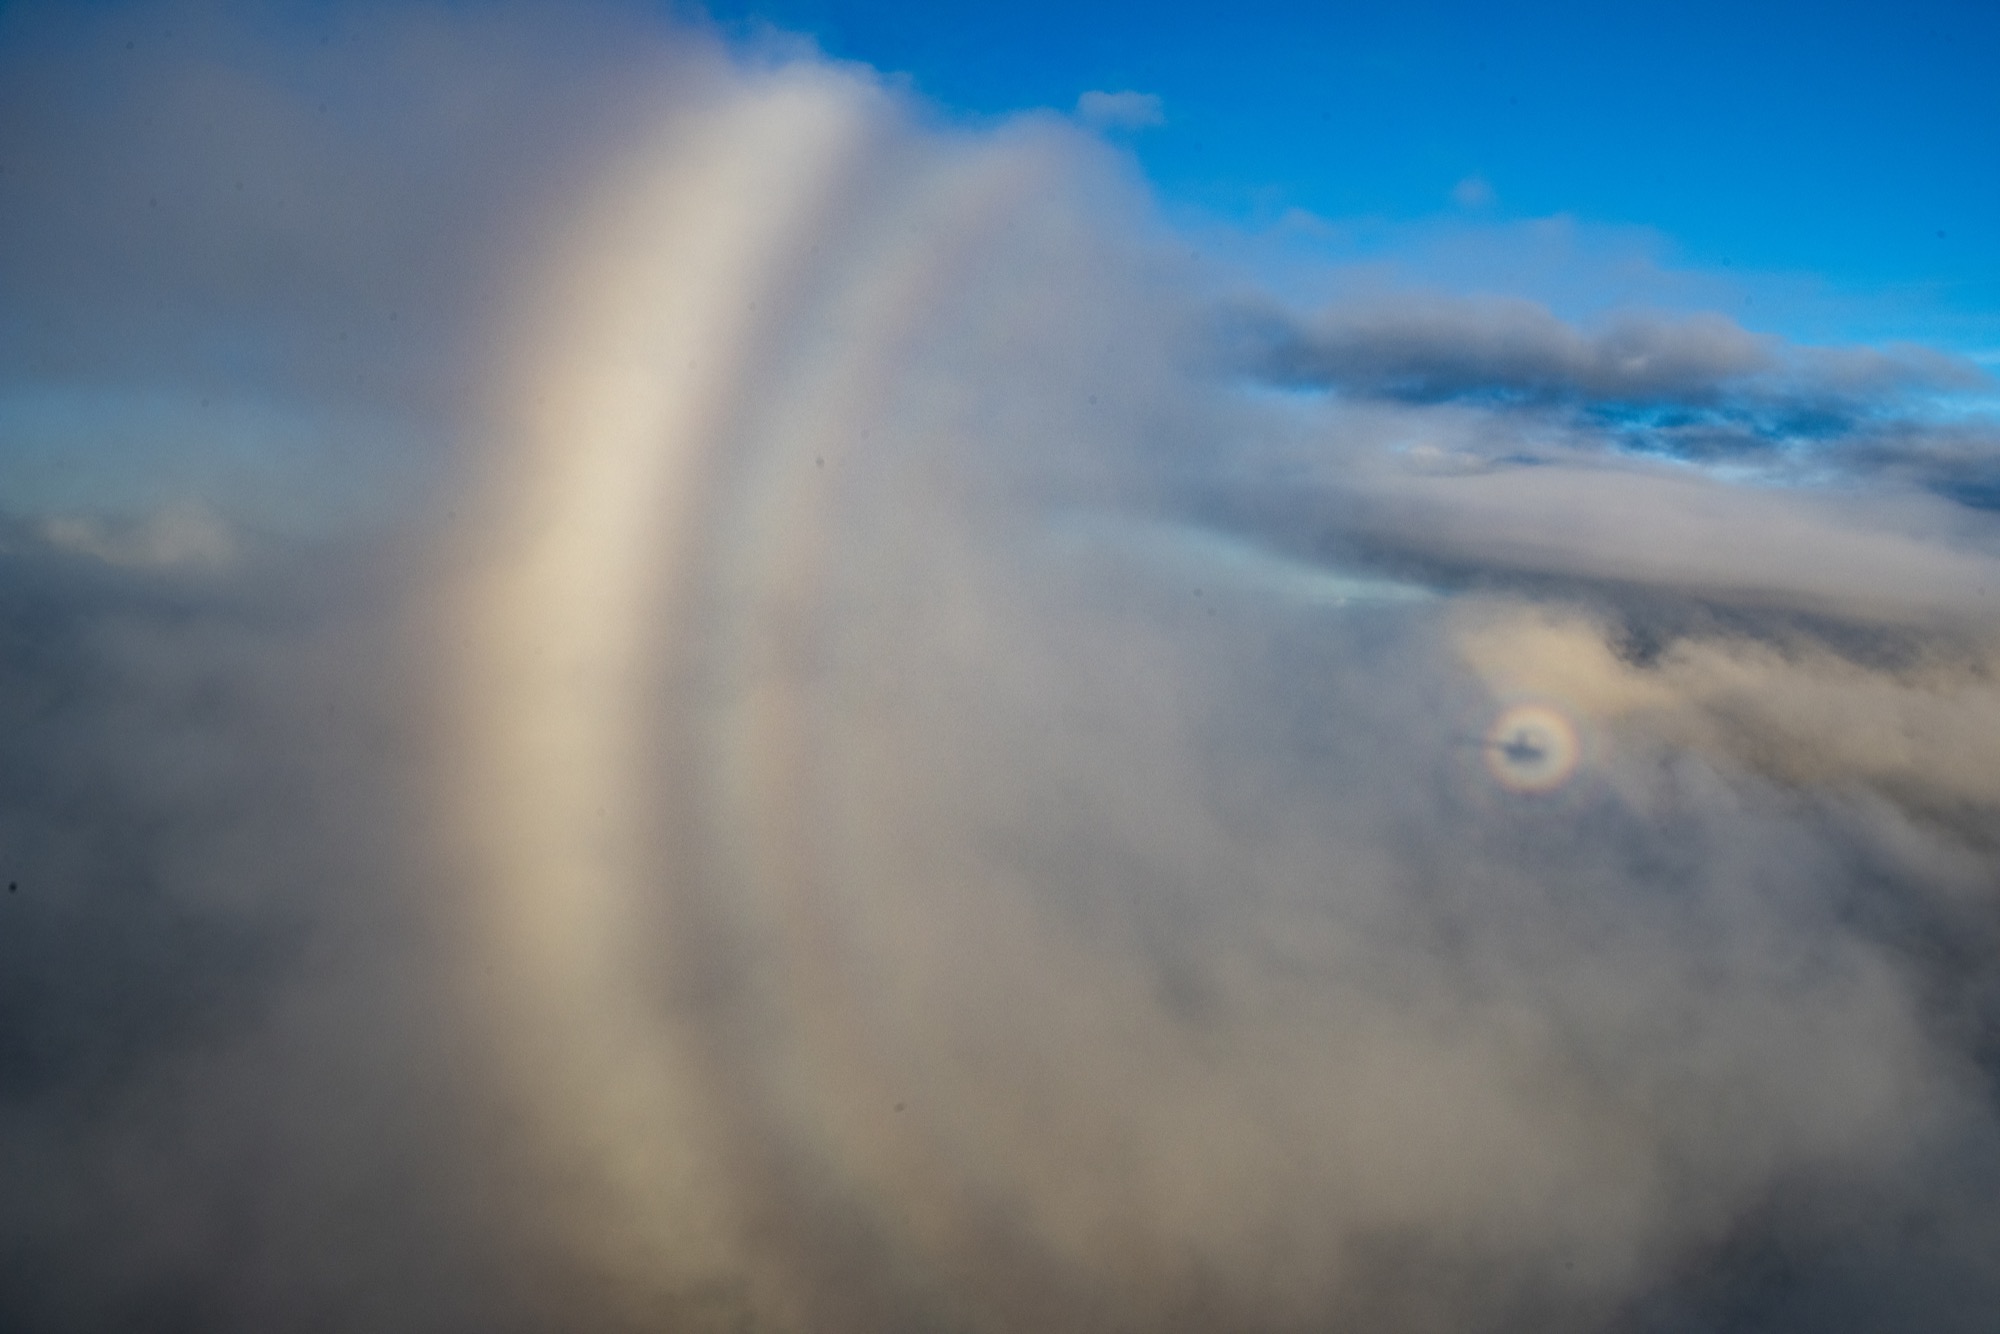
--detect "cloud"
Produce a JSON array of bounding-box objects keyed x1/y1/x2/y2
[
  {"x1": 2, "y1": 4, "x2": 1998, "y2": 1333},
  {"x1": 1231, "y1": 293, "x2": 1988, "y2": 408},
  {"x1": 1835, "y1": 419, "x2": 2000, "y2": 511},
  {"x1": 1240, "y1": 447, "x2": 2000, "y2": 624},
  {"x1": 35, "y1": 504, "x2": 235, "y2": 569},
  {"x1": 1076, "y1": 88, "x2": 1166, "y2": 130},
  {"x1": 1219, "y1": 292, "x2": 2000, "y2": 506},
  {"x1": 1452, "y1": 173, "x2": 1497, "y2": 209}
]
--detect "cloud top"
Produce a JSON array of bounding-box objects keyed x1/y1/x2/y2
[
  {"x1": 1076, "y1": 88, "x2": 1165, "y2": 130},
  {"x1": 1221, "y1": 293, "x2": 2000, "y2": 508},
  {"x1": 1235, "y1": 294, "x2": 1988, "y2": 408}
]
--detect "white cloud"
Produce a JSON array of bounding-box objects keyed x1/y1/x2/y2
[
  {"x1": 1452, "y1": 171, "x2": 1496, "y2": 209},
  {"x1": 38, "y1": 504, "x2": 234, "y2": 569},
  {"x1": 1076, "y1": 87, "x2": 1165, "y2": 130}
]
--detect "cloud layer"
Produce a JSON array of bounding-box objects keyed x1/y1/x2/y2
[
  {"x1": 1224, "y1": 293, "x2": 2000, "y2": 497},
  {"x1": 2, "y1": 5, "x2": 1998, "y2": 1333}
]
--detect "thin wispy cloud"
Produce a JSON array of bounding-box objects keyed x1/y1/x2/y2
[
  {"x1": 1452, "y1": 172, "x2": 1496, "y2": 209},
  {"x1": 1076, "y1": 87, "x2": 1165, "y2": 130}
]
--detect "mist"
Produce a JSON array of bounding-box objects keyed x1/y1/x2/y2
[{"x1": 2, "y1": 5, "x2": 1997, "y2": 1331}]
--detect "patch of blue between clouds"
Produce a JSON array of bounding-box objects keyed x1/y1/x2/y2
[{"x1": 0, "y1": 382, "x2": 437, "y2": 536}]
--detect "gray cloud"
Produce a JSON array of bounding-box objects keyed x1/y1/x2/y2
[
  {"x1": 1223, "y1": 295, "x2": 1998, "y2": 501},
  {"x1": 1076, "y1": 89, "x2": 1165, "y2": 131},
  {"x1": 1834, "y1": 419, "x2": 2000, "y2": 511},
  {"x1": 2, "y1": 4, "x2": 1998, "y2": 1333},
  {"x1": 1231, "y1": 293, "x2": 1988, "y2": 405}
]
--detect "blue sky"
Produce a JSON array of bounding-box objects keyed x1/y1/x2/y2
[{"x1": 703, "y1": 0, "x2": 2000, "y2": 352}]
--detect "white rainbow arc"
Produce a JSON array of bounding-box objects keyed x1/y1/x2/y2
[
  {"x1": 448, "y1": 68, "x2": 884, "y2": 1293},
  {"x1": 443, "y1": 63, "x2": 1053, "y2": 1308}
]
